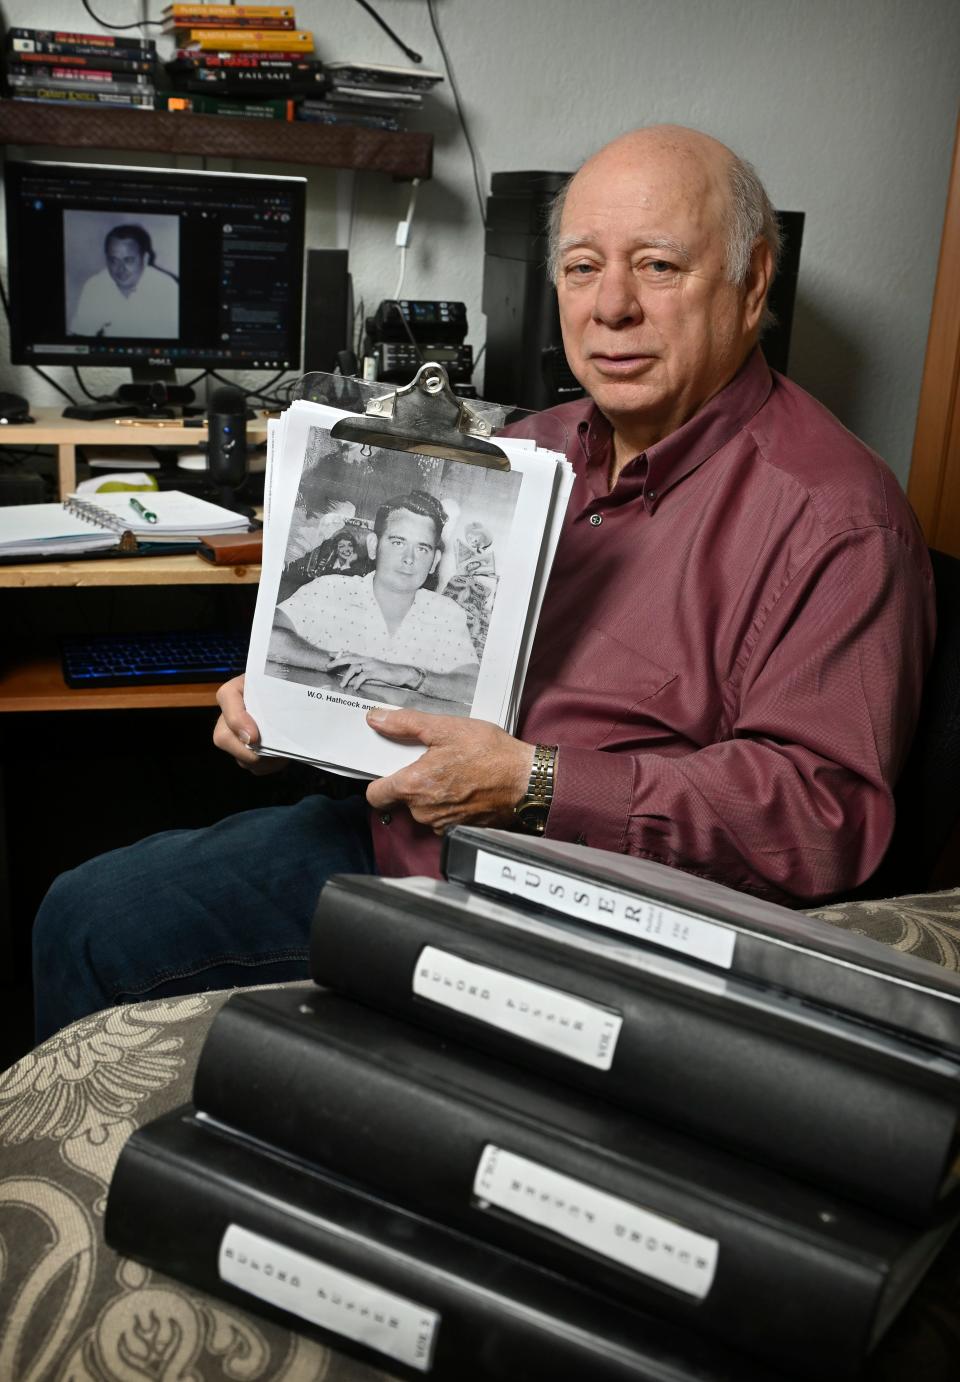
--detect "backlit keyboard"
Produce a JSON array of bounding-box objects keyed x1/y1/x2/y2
[{"x1": 61, "y1": 630, "x2": 249, "y2": 688}]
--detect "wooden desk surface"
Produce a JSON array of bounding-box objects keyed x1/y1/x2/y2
[
  {"x1": 0, "y1": 551, "x2": 261, "y2": 589},
  {"x1": 0, "y1": 407, "x2": 272, "y2": 448}
]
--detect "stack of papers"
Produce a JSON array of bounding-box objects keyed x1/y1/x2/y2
[
  {"x1": 243, "y1": 398, "x2": 572, "y2": 779},
  {"x1": 0, "y1": 490, "x2": 249, "y2": 559}
]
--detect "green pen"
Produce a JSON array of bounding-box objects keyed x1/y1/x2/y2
[{"x1": 129, "y1": 496, "x2": 158, "y2": 524}]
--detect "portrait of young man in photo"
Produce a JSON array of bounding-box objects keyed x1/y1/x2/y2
[{"x1": 267, "y1": 489, "x2": 480, "y2": 714}]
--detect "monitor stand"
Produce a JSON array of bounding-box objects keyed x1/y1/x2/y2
[{"x1": 62, "y1": 367, "x2": 196, "y2": 421}]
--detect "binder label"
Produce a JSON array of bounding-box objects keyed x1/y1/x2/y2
[
  {"x1": 414, "y1": 946, "x2": 623, "y2": 1069},
  {"x1": 474, "y1": 849, "x2": 736, "y2": 969},
  {"x1": 219, "y1": 1225, "x2": 439, "y2": 1370},
  {"x1": 474, "y1": 1146, "x2": 718, "y2": 1299}
]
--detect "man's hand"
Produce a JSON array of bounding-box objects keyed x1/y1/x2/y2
[
  {"x1": 327, "y1": 652, "x2": 419, "y2": 694},
  {"x1": 365, "y1": 708, "x2": 535, "y2": 835},
  {"x1": 213, "y1": 674, "x2": 287, "y2": 776},
  {"x1": 269, "y1": 622, "x2": 336, "y2": 673}
]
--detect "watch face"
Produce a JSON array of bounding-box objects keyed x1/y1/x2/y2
[{"x1": 515, "y1": 801, "x2": 548, "y2": 835}]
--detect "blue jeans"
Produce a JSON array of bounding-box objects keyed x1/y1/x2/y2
[{"x1": 32, "y1": 793, "x2": 375, "y2": 1042}]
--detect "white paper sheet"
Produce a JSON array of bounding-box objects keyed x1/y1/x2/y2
[{"x1": 243, "y1": 399, "x2": 570, "y2": 779}]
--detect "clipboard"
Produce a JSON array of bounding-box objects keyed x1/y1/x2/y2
[
  {"x1": 290, "y1": 362, "x2": 569, "y2": 468},
  {"x1": 326, "y1": 364, "x2": 510, "y2": 469}
]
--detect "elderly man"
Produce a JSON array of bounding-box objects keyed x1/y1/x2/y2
[{"x1": 32, "y1": 125, "x2": 934, "y2": 1038}]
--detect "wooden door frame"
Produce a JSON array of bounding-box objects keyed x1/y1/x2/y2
[{"x1": 909, "y1": 109, "x2": 960, "y2": 556}]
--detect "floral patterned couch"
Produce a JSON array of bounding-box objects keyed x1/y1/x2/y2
[{"x1": 3, "y1": 890, "x2": 960, "y2": 1382}]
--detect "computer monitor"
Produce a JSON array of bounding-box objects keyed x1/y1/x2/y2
[{"x1": 3, "y1": 159, "x2": 307, "y2": 413}]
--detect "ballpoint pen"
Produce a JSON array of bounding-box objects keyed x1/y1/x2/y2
[{"x1": 129, "y1": 496, "x2": 158, "y2": 524}]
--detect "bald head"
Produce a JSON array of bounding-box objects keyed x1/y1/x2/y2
[
  {"x1": 550, "y1": 123, "x2": 778, "y2": 460},
  {"x1": 587, "y1": 125, "x2": 735, "y2": 185},
  {"x1": 548, "y1": 125, "x2": 780, "y2": 289}
]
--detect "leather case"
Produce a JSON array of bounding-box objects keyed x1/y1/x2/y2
[{"x1": 197, "y1": 530, "x2": 263, "y2": 565}]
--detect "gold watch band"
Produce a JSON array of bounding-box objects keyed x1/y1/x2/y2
[{"x1": 514, "y1": 743, "x2": 558, "y2": 835}]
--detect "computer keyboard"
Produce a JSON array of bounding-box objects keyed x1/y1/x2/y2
[{"x1": 61, "y1": 630, "x2": 249, "y2": 688}]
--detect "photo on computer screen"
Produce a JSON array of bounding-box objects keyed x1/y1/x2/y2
[
  {"x1": 63, "y1": 210, "x2": 180, "y2": 339},
  {"x1": 264, "y1": 424, "x2": 522, "y2": 718}
]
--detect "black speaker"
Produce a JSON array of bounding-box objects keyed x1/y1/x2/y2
[
  {"x1": 206, "y1": 386, "x2": 248, "y2": 507},
  {"x1": 0, "y1": 391, "x2": 31, "y2": 423},
  {"x1": 764, "y1": 211, "x2": 805, "y2": 376},
  {"x1": 482, "y1": 171, "x2": 583, "y2": 411},
  {"x1": 302, "y1": 248, "x2": 353, "y2": 375}
]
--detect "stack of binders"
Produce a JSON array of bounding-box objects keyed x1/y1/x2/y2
[{"x1": 106, "y1": 826, "x2": 960, "y2": 1380}]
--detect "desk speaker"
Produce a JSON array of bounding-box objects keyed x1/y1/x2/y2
[
  {"x1": 206, "y1": 387, "x2": 248, "y2": 490},
  {"x1": 303, "y1": 249, "x2": 353, "y2": 375}
]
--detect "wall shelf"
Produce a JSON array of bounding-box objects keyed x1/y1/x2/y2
[{"x1": 0, "y1": 98, "x2": 432, "y2": 178}]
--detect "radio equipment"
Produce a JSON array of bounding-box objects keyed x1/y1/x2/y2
[
  {"x1": 370, "y1": 299, "x2": 467, "y2": 345},
  {"x1": 364, "y1": 299, "x2": 472, "y2": 387}
]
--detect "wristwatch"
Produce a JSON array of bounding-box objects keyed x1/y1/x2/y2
[{"x1": 514, "y1": 743, "x2": 558, "y2": 836}]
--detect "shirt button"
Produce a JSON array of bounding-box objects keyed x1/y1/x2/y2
[
  {"x1": 646, "y1": 490, "x2": 657, "y2": 502},
  {"x1": 589, "y1": 513, "x2": 602, "y2": 527},
  {"x1": 379, "y1": 811, "x2": 392, "y2": 826}
]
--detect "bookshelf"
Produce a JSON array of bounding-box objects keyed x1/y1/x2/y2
[{"x1": 0, "y1": 97, "x2": 433, "y2": 178}]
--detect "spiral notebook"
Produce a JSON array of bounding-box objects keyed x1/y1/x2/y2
[{"x1": 0, "y1": 491, "x2": 249, "y2": 559}]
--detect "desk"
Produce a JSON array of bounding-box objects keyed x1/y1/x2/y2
[
  {"x1": 0, "y1": 548, "x2": 264, "y2": 986},
  {"x1": 0, "y1": 408, "x2": 271, "y2": 499},
  {"x1": 0, "y1": 550, "x2": 260, "y2": 711}
]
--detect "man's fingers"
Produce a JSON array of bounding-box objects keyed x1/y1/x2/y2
[
  {"x1": 366, "y1": 771, "x2": 404, "y2": 810},
  {"x1": 366, "y1": 707, "x2": 453, "y2": 744},
  {"x1": 215, "y1": 674, "x2": 260, "y2": 746},
  {"x1": 213, "y1": 673, "x2": 286, "y2": 774}
]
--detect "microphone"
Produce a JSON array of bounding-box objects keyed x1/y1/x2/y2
[{"x1": 206, "y1": 386, "x2": 248, "y2": 508}]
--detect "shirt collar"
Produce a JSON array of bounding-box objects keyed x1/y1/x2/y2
[{"x1": 576, "y1": 348, "x2": 773, "y2": 506}]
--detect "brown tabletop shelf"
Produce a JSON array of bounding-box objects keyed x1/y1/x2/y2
[
  {"x1": 0, "y1": 649, "x2": 223, "y2": 712},
  {"x1": 0, "y1": 98, "x2": 433, "y2": 178}
]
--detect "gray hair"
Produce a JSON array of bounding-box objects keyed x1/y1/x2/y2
[{"x1": 546, "y1": 151, "x2": 782, "y2": 307}]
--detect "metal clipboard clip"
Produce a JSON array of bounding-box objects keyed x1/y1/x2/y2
[{"x1": 307, "y1": 364, "x2": 511, "y2": 470}]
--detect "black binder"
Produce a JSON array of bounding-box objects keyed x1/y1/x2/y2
[
  {"x1": 309, "y1": 873, "x2": 960, "y2": 1221},
  {"x1": 441, "y1": 827, "x2": 960, "y2": 1052},
  {"x1": 105, "y1": 1104, "x2": 786, "y2": 1382},
  {"x1": 191, "y1": 986, "x2": 960, "y2": 1379}
]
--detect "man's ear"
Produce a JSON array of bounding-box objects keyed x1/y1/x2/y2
[
  {"x1": 743, "y1": 239, "x2": 774, "y2": 333},
  {"x1": 367, "y1": 532, "x2": 378, "y2": 561}
]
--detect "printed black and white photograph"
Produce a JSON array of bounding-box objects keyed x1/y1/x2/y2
[
  {"x1": 264, "y1": 426, "x2": 522, "y2": 716},
  {"x1": 64, "y1": 210, "x2": 180, "y2": 339}
]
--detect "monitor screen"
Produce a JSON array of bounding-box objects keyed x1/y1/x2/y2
[{"x1": 4, "y1": 159, "x2": 307, "y2": 373}]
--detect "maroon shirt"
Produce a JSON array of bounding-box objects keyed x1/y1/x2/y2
[{"x1": 372, "y1": 350, "x2": 935, "y2": 904}]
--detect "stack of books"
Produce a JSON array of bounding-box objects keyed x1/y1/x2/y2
[
  {"x1": 160, "y1": 3, "x2": 322, "y2": 121},
  {"x1": 105, "y1": 826, "x2": 960, "y2": 1379},
  {"x1": 298, "y1": 60, "x2": 443, "y2": 132},
  {"x1": 3, "y1": 27, "x2": 157, "y2": 110}
]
